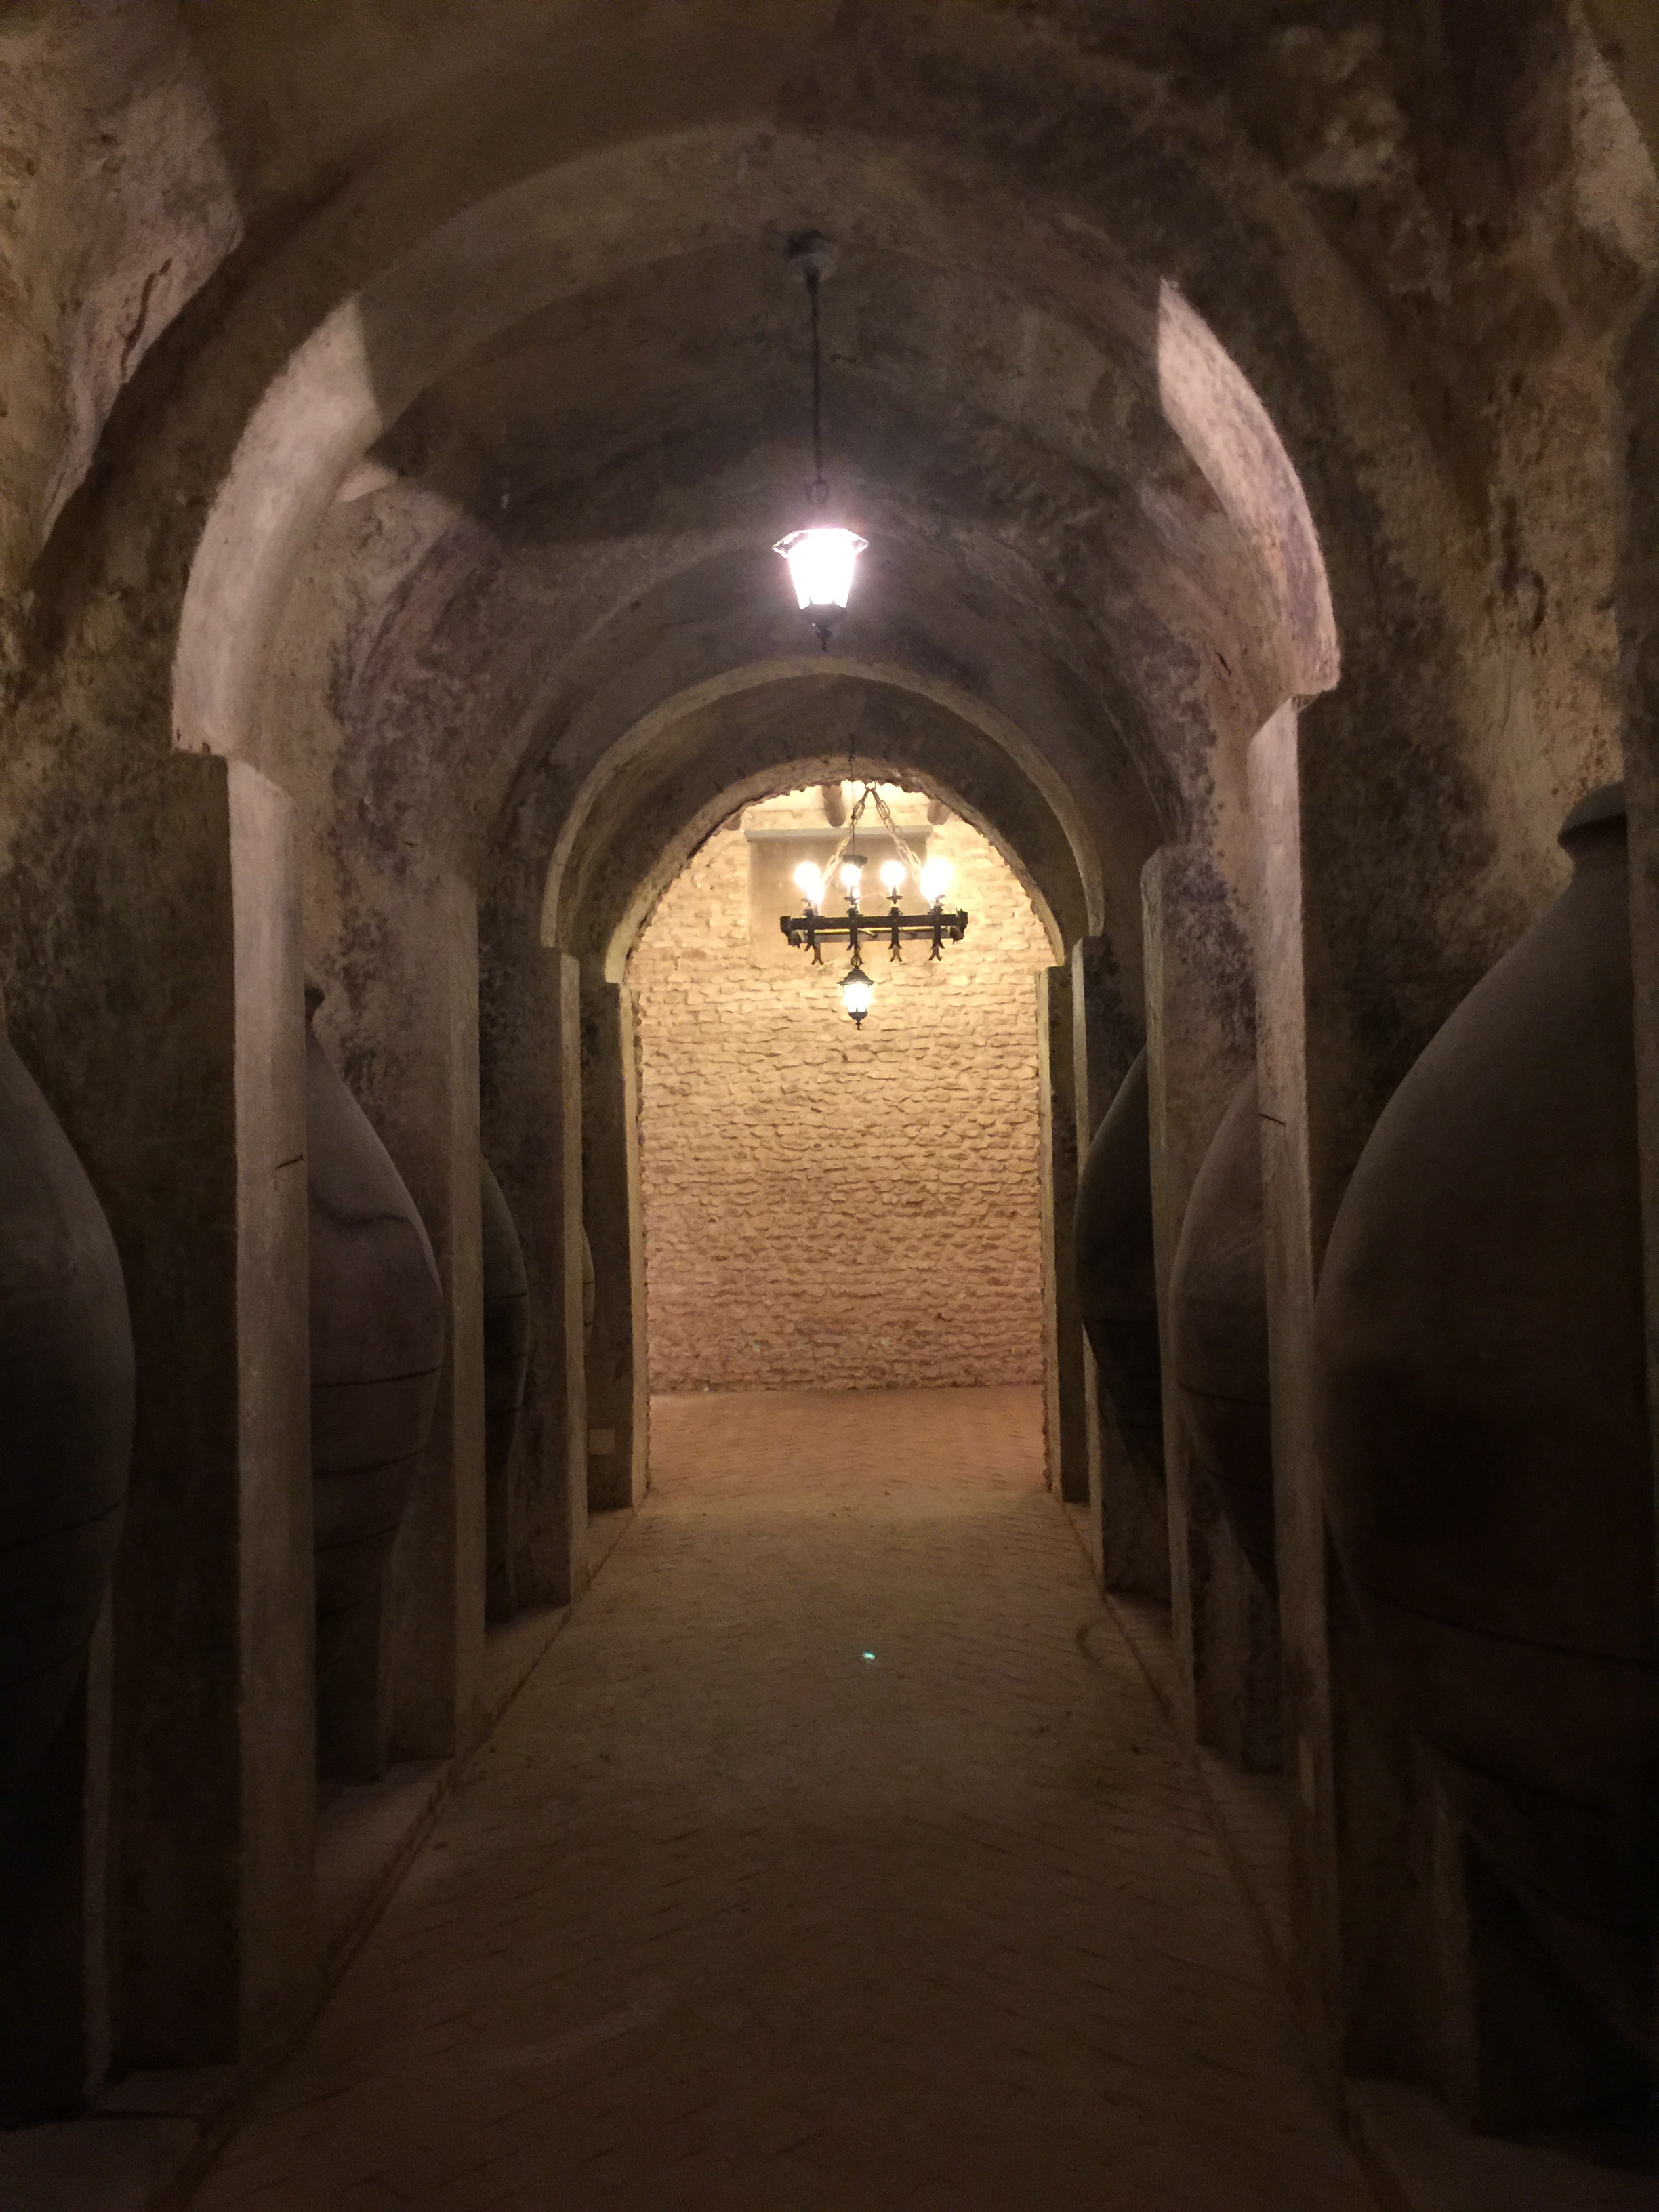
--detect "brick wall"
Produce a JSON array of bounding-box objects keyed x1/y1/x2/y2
[{"x1": 629, "y1": 789, "x2": 1053, "y2": 1391}]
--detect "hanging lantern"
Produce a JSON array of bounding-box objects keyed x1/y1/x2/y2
[
  {"x1": 773, "y1": 232, "x2": 866, "y2": 651},
  {"x1": 840, "y1": 962, "x2": 875, "y2": 1027},
  {"x1": 775, "y1": 526, "x2": 869, "y2": 646}
]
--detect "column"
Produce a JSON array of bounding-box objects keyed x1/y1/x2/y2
[
  {"x1": 1248, "y1": 702, "x2": 1347, "y2": 2085},
  {"x1": 1036, "y1": 968, "x2": 1088, "y2": 1501},
  {"x1": 1069, "y1": 937, "x2": 1166, "y2": 1595},
  {"x1": 228, "y1": 762, "x2": 316, "y2": 2059},
  {"x1": 1141, "y1": 846, "x2": 1267, "y2": 1757},
  {"x1": 1, "y1": 752, "x2": 316, "y2": 2087},
  {"x1": 487, "y1": 947, "x2": 588, "y2": 1610},
  {"x1": 582, "y1": 977, "x2": 648, "y2": 1514}
]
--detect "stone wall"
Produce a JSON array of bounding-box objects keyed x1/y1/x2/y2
[{"x1": 629, "y1": 790, "x2": 1053, "y2": 1392}]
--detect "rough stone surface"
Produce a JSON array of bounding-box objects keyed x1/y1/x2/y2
[
  {"x1": 0, "y1": 3, "x2": 239, "y2": 588},
  {"x1": 630, "y1": 792, "x2": 1052, "y2": 1393},
  {"x1": 0, "y1": 0, "x2": 1656, "y2": 2163},
  {"x1": 186, "y1": 1386, "x2": 1377, "y2": 2212}
]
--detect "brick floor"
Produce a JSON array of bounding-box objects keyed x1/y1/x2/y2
[{"x1": 190, "y1": 1386, "x2": 1378, "y2": 2212}]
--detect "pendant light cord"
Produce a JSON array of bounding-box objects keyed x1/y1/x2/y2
[{"x1": 807, "y1": 267, "x2": 827, "y2": 507}]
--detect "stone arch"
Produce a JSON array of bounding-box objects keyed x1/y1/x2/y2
[
  {"x1": 504, "y1": 668, "x2": 1101, "y2": 1554},
  {"x1": 600, "y1": 754, "x2": 1066, "y2": 983},
  {"x1": 538, "y1": 663, "x2": 1098, "y2": 981},
  {"x1": 174, "y1": 111, "x2": 1402, "y2": 802},
  {"x1": 1156, "y1": 280, "x2": 1340, "y2": 703}
]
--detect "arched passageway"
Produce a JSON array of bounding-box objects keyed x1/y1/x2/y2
[
  {"x1": 627, "y1": 785, "x2": 1055, "y2": 1401},
  {"x1": 1, "y1": 8, "x2": 1657, "y2": 2208}
]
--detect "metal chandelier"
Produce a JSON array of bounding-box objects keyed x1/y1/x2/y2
[{"x1": 779, "y1": 783, "x2": 968, "y2": 1027}]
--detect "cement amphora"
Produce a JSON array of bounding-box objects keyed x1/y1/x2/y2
[
  {"x1": 481, "y1": 1158, "x2": 529, "y2": 1486},
  {"x1": 1316, "y1": 784, "x2": 1656, "y2": 2058},
  {"x1": 1169, "y1": 1071, "x2": 1276, "y2": 1597},
  {"x1": 306, "y1": 981, "x2": 444, "y2": 1624},
  {"x1": 0, "y1": 1006, "x2": 133, "y2": 1820}
]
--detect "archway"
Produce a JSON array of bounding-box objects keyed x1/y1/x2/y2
[
  {"x1": 626, "y1": 780, "x2": 1055, "y2": 1411},
  {"x1": 490, "y1": 666, "x2": 1102, "y2": 1565}
]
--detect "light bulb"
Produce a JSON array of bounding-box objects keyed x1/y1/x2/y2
[
  {"x1": 920, "y1": 856, "x2": 954, "y2": 906},
  {"x1": 774, "y1": 526, "x2": 869, "y2": 614},
  {"x1": 793, "y1": 861, "x2": 824, "y2": 907},
  {"x1": 879, "y1": 859, "x2": 907, "y2": 898},
  {"x1": 839, "y1": 859, "x2": 864, "y2": 899},
  {"x1": 840, "y1": 966, "x2": 874, "y2": 1025}
]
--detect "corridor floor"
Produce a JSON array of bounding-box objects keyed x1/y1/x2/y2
[{"x1": 192, "y1": 1387, "x2": 1378, "y2": 2212}]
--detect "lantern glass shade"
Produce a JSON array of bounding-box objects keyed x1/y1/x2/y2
[
  {"x1": 840, "y1": 966, "x2": 875, "y2": 1023},
  {"x1": 775, "y1": 526, "x2": 868, "y2": 613}
]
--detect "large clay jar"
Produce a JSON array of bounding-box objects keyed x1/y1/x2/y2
[
  {"x1": 481, "y1": 1160, "x2": 529, "y2": 1486},
  {"x1": 307, "y1": 981, "x2": 445, "y2": 1624},
  {"x1": 1316, "y1": 785, "x2": 1656, "y2": 2053},
  {"x1": 1073, "y1": 1050, "x2": 1164, "y2": 1482},
  {"x1": 0, "y1": 1008, "x2": 134, "y2": 1814},
  {"x1": 1169, "y1": 1073, "x2": 1275, "y2": 1595}
]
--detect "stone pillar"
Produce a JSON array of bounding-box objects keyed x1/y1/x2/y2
[
  {"x1": 1141, "y1": 846, "x2": 1266, "y2": 1757},
  {"x1": 1069, "y1": 937, "x2": 1165, "y2": 1596},
  {"x1": 1, "y1": 752, "x2": 316, "y2": 2089},
  {"x1": 1248, "y1": 703, "x2": 1346, "y2": 2086},
  {"x1": 486, "y1": 947, "x2": 588, "y2": 1610},
  {"x1": 1610, "y1": 282, "x2": 1659, "y2": 2090},
  {"x1": 109, "y1": 759, "x2": 243, "y2": 2068},
  {"x1": 582, "y1": 977, "x2": 648, "y2": 1513},
  {"x1": 228, "y1": 763, "x2": 316, "y2": 2059},
  {"x1": 1036, "y1": 968, "x2": 1088, "y2": 1501},
  {"x1": 1255, "y1": 696, "x2": 1541, "y2": 2106}
]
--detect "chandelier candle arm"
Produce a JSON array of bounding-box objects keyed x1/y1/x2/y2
[{"x1": 779, "y1": 904, "x2": 969, "y2": 955}]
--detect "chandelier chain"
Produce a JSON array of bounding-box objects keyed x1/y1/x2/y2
[
  {"x1": 806, "y1": 268, "x2": 827, "y2": 507},
  {"x1": 811, "y1": 782, "x2": 933, "y2": 918}
]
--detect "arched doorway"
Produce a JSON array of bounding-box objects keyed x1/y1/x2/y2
[{"x1": 628, "y1": 781, "x2": 1054, "y2": 1406}]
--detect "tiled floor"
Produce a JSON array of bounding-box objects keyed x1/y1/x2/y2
[{"x1": 190, "y1": 1387, "x2": 1377, "y2": 2212}]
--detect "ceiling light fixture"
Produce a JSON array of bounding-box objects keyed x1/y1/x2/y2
[
  {"x1": 781, "y1": 783, "x2": 968, "y2": 1028},
  {"x1": 774, "y1": 232, "x2": 867, "y2": 652}
]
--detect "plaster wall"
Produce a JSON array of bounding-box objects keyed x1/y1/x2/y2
[{"x1": 629, "y1": 794, "x2": 1051, "y2": 1394}]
